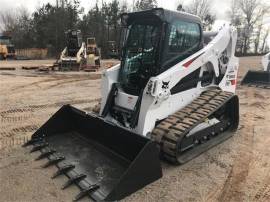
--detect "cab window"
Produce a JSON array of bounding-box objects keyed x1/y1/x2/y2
[
  {"x1": 168, "y1": 21, "x2": 201, "y2": 52},
  {"x1": 161, "y1": 20, "x2": 201, "y2": 71}
]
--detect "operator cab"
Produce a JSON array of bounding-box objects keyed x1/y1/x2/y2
[
  {"x1": 119, "y1": 8, "x2": 203, "y2": 95},
  {"x1": 103, "y1": 8, "x2": 203, "y2": 128},
  {"x1": 65, "y1": 30, "x2": 82, "y2": 57}
]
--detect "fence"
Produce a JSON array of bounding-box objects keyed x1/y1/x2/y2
[{"x1": 16, "y1": 48, "x2": 48, "y2": 59}]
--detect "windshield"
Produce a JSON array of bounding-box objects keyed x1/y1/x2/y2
[
  {"x1": 119, "y1": 21, "x2": 161, "y2": 95},
  {"x1": 67, "y1": 37, "x2": 79, "y2": 48}
]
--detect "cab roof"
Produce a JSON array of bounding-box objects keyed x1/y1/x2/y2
[{"x1": 121, "y1": 8, "x2": 202, "y2": 26}]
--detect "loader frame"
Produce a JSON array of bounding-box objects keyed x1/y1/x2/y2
[{"x1": 100, "y1": 9, "x2": 238, "y2": 136}]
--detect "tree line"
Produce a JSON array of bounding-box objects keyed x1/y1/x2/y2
[
  {"x1": 177, "y1": 0, "x2": 270, "y2": 54},
  {"x1": 227, "y1": 0, "x2": 270, "y2": 54},
  {"x1": 0, "y1": 0, "x2": 269, "y2": 57}
]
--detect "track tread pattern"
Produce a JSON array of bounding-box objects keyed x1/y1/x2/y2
[{"x1": 151, "y1": 88, "x2": 234, "y2": 163}]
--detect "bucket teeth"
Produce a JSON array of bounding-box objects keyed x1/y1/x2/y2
[
  {"x1": 62, "y1": 174, "x2": 87, "y2": 190},
  {"x1": 23, "y1": 138, "x2": 43, "y2": 147},
  {"x1": 35, "y1": 150, "x2": 56, "y2": 160},
  {"x1": 51, "y1": 164, "x2": 75, "y2": 179},
  {"x1": 42, "y1": 156, "x2": 65, "y2": 168},
  {"x1": 73, "y1": 184, "x2": 100, "y2": 201},
  {"x1": 30, "y1": 142, "x2": 49, "y2": 153}
]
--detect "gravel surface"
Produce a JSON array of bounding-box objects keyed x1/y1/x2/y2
[{"x1": 0, "y1": 57, "x2": 269, "y2": 202}]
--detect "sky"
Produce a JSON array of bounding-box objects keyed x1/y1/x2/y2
[
  {"x1": 0, "y1": 0, "x2": 232, "y2": 20},
  {"x1": 0, "y1": 0, "x2": 269, "y2": 45}
]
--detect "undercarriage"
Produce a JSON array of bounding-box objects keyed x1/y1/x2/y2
[{"x1": 152, "y1": 88, "x2": 239, "y2": 164}]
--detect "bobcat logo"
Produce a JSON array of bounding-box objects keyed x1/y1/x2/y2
[{"x1": 162, "y1": 81, "x2": 170, "y2": 89}]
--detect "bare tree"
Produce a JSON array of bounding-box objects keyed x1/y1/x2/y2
[
  {"x1": 186, "y1": 0, "x2": 211, "y2": 18},
  {"x1": 184, "y1": 0, "x2": 215, "y2": 30},
  {"x1": 0, "y1": 7, "x2": 34, "y2": 48},
  {"x1": 253, "y1": 22, "x2": 263, "y2": 53},
  {"x1": 0, "y1": 10, "x2": 17, "y2": 32},
  {"x1": 0, "y1": 7, "x2": 30, "y2": 33},
  {"x1": 135, "y1": 0, "x2": 157, "y2": 11},
  {"x1": 227, "y1": 0, "x2": 242, "y2": 27},
  {"x1": 238, "y1": 0, "x2": 270, "y2": 54},
  {"x1": 120, "y1": 0, "x2": 130, "y2": 12},
  {"x1": 227, "y1": 0, "x2": 246, "y2": 53}
]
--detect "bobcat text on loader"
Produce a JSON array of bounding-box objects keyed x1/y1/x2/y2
[
  {"x1": 241, "y1": 52, "x2": 270, "y2": 88},
  {"x1": 24, "y1": 8, "x2": 239, "y2": 201}
]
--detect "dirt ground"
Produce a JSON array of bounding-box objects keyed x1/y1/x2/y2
[{"x1": 0, "y1": 57, "x2": 269, "y2": 202}]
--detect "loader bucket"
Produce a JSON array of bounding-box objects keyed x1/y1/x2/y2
[
  {"x1": 241, "y1": 70, "x2": 270, "y2": 88},
  {"x1": 26, "y1": 105, "x2": 162, "y2": 201}
]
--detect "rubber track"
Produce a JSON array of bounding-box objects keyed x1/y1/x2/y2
[{"x1": 151, "y1": 88, "x2": 234, "y2": 163}]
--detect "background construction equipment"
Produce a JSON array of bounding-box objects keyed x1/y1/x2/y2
[
  {"x1": 58, "y1": 30, "x2": 86, "y2": 71},
  {"x1": 83, "y1": 37, "x2": 101, "y2": 71},
  {"x1": 0, "y1": 35, "x2": 16, "y2": 60},
  {"x1": 241, "y1": 52, "x2": 270, "y2": 88}
]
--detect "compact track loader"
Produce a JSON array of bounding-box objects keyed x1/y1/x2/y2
[
  {"x1": 59, "y1": 30, "x2": 86, "y2": 71},
  {"x1": 241, "y1": 52, "x2": 270, "y2": 88},
  {"x1": 107, "y1": 41, "x2": 119, "y2": 59},
  {"x1": 24, "y1": 8, "x2": 239, "y2": 201}
]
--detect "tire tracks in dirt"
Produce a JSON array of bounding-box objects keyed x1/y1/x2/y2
[
  {"x1": 0, "y1": 135, "x2": 31, "y2": 151},
  {"x1": 254, "y1": 175, "x2": 270, "y2": 201},
  {"x1": 217, "y1": 89, "x2": 256, "y2": 202},
  {"x1": 45, "y1": 77, "x2": 94, "y2": 89},
  {"x1": 0, "y1": 98, "x2": 101, "y2": 115},
  {"x1": 8, "y1": 74, "x2": 100, "y2": 93},
  {"x1": 0, "y1": 98, "x2": 101, "y2": 142},
  {"x1": 0, "y1": 123, "x2": 41, "y2": 139}
]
